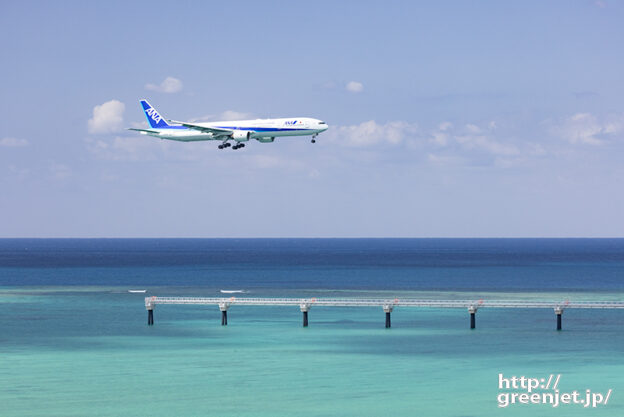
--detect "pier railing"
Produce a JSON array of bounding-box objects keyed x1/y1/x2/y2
[{"x1": 144, "y1": 296, "x2": 624, "y2": 330}]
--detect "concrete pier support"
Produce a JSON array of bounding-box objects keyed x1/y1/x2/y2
[
  {"x1": 468, "y1": 306, "x2": 478, "y2": 329},
  {"x1": 145, "y1": 297, "x2": 155, "y2": 326},
  {"x1": 219, "y1": 303, "x2": 230, "y2": 326},
  {"x1": 300, "y1": 303, "x2": 311, "y2": 327},
  {"x1": 383, "y1": 305, "x2": 393, "y2": 328},
  {"x1": 554, "y1": 307, "x2": 563, "y2": 331}
]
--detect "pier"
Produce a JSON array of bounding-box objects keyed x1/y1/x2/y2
[{"x1": 144, "y1": 297, "x2": 624, "y2": 330}]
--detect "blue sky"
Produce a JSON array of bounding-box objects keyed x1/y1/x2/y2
[{"x1": 1, "y1": 0, "x2": 623, "y2": 237}]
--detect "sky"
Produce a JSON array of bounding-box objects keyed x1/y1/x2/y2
[{"x1": 1, "y1": 0, "x2": 623, "y2": 237}]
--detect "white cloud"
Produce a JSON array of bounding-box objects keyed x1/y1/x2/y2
[
  {"x1": 145, "y1": 76, "x2": 183, "y2": 93},
  {"x1": 87, "y1": 100, "x2": 125, "y2": 134},
  {"x1": 430, "y1": 131, "x2": 449, "y2": 146},
  {"x1": 553, "y1": 112, "x2": 623, "y2": 145},
  {"x1": 218, "y1": 110, "x2": 255, "y2": 121},
  {"x1": 191, "y1": 110, "x2": 255, "y2": 122},
  {"x1": 454, "y1": 127, "x2": 519, "y2": 156},
  {"x1": 0, "y1": 137, "x2": 29, "y2": 147},
  {"x1": 328, "y1": 119, "x2": 518, "y2": 156},
  {"x1": 328, "y1": 120, "x2": 415, "y2": 147},
  {"x1": 465, "y1": 124, "x2": 481, "y2": 134},
  {"x1": 426, "y1": 119, "x2": 522, "y2": 161},
  {"x1": 345, "y1": 81, "x2": 364, "y2": 93},
  {"x1": 429, "y1": 122, "x2": 452, "y2": 146},
  {"x1": 429, "y1": 122, "x2": 453, "y2": 146}
]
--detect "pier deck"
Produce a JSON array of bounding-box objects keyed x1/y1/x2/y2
[
  {"x1": 144, "y1": 297, "x2": 624, "y2": 330},
  {"x1": 145, "y1": 296, "x2": 624, "y2": 309}
]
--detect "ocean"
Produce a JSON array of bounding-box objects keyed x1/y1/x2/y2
[{"x1": 1, "y1": 238, "x2": 623, "y2": 416}]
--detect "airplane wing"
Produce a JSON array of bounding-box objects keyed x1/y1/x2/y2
[
  {"x1": 168, "y1": 120, "x2": 233, "y2": 137},
  {"x1": 127, "y1": 128, "x2": 161, "y2": 134}
]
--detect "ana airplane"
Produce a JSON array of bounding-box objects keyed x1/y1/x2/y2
[{"x1": 128, "y1": 100, "x2": 328, "y2": 150}]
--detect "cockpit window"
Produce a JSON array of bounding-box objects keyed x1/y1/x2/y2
[{"x1": 318, "y1": 121, "x2": 326, "y2": 124}]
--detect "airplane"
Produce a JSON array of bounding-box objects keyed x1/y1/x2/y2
[{"x1": 128, "y1": 100, "x2": 328, "y2": 150}]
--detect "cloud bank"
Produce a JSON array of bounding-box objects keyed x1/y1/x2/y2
[
  {"x1": 552, "y1": 112, "x2": 623, "y2": 145},
  {"x1": 190, "y1": 110, "x2": 256, "y2": 122},
  {"x1": 328, "y1": 120, "x2": 415, "y2": 147}
]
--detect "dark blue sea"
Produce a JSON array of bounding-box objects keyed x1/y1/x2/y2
[
  {"x1": 2, "y1": 238, "x2": 623, "y2": 290},
  {"x1": 1, "y1": 239, "x2": 623, "y2": 416}
]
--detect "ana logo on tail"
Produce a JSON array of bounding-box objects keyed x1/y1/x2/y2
[{"x1": 145, "y1": 107, "x2": 162, "y2": 124}]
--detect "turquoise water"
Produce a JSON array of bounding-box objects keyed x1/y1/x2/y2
[{"x1": 1, "y1": 239, "x2": 624, "y2": 416}]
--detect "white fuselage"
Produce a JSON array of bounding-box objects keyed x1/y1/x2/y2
[{"x1": 141, "y1": 117, "x2": 328, "y2": 142}]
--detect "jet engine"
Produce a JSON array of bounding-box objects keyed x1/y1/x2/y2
[
  {"x1": 256, "y1": 137, "x2": 275, "y2": 143},
  {"x1": 231, "y1": 131, "x2": 252, "y2": 141}
]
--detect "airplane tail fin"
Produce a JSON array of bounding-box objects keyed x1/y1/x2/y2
[{"x1": 140, "y1": 99, "x2": 170, "y2": 128}]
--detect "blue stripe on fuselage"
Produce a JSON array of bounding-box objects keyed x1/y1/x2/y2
[
  {"x1": 213, "y1": 126, "x2": 312, "y2": 132},
  {"x1": 159, "y1": 125, "x2": 314, "y2": 132}
]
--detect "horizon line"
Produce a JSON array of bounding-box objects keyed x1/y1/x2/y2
[{"x1": 1, "y1": 236, "x2": 623, "y2": 240}]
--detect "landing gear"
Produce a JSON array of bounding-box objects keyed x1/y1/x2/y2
[
  {"x1": 311, "y1": 134, "x2": 317, "y2": 143},
  {"x1": 219, "y1": 141, "x2": 246, "y2": 150},
  {"x1": 311, "y1": 139, "x2": 316, "y2": 143}
]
